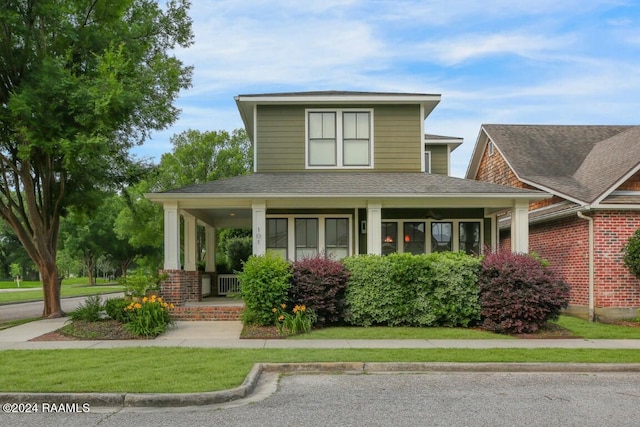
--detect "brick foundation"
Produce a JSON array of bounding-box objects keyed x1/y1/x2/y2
[{"x1": 160, "y1": 269, "x2": 203, "y2": 306}]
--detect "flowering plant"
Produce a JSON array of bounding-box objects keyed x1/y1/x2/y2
[
  {"x1": 273, "y1": 303, "x2": 317, "y2": 335},
  {"x1": 124, "y1": 294, "x2": 175, "y2": 337}
]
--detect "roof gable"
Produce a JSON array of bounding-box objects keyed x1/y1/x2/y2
[{"x1": 468, "y1": 124, "x2": 639, "y2": 204}]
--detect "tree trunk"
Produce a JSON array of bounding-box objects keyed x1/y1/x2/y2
[{"x1": 40, "y1": 259, "x2": 64, "y2": 318}]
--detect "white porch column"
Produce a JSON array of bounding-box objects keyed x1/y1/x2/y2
[
  {"x1": 163, "y1": 202, "x2": 181, "y2": 270},
  {"x1": 490, "y1": 214, "x2": 498, "y2": 253},
  {"x1": 183, "y1": 212, "x2": 197, "y2": 271},
  {"x1": 205, "y1": 226, "x2": 217, "y2": 272},
  {"x1": 366, "y1": 201, "x2": 382, "y2": 255},
  {"x1": 252, "y1": 201, "x2": 266, "y2": 256},
  {"x1": 511, "y1": 200, "x2": 529, "y2": 253}
]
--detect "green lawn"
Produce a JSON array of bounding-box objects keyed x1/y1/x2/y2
[
  {"x1": 1, "y1": 347, "x2": 639, "y2": 393},
  {"x1": 291, "y1": 326, "x2": 510, "y2": 340},
  {"x1": 552, "y1": 316, "x2": 640, "y2": 339},
  {"x1": 0, "y1": 277, "x2": 123, "y2": 304}
]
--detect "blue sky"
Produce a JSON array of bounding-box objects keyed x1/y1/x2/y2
[{"x1": 135, "y1": 0, "x2": 640, "y2": 177}]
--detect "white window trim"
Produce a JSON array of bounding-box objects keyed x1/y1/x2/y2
[
  {"x1": 305, "y1": 108, "x2": 374, "y2": 169},
  {"x1": 424, "y1": 150, "x2": 432, "y2": 173},
  {"x1": 267, "y1": 214, "x2": 353, "y2": 261},
  {"x1": 381, "y1": 219, "x2": 483, "y2": 254}
]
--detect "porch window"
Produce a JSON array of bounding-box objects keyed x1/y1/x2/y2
[
  {"x1": 381, "y1": 222, "x2": 398, "y2": 255},
  {"x1": 431, "y1": 222, "x2": 453, "y2": 252},
  {"x1": 308, "y1": 112, "x2": 336, "y2": 166},
  {"x1": 267, "y1": 218, "x2": 288, "y2": 259},
  {"x1": 295, "y1": 218, "x2": 318, "y2": 259},
  {"x1": 403, "y1": 222, "x2": 425, "y2": 255},
  {"x1": 459, "y1": 222, "x2": 481, "y2": 255},
  {"x1": 325, "y1": 218, "x2": 349, "y2": 259}
]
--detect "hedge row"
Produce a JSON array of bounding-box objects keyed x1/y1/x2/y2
[
  {"x1": 237, "y1": 251, "x2": 570, "y2": 334},
  {"x1": 343, "y1": 252, "x2": 482, "y2": 327}
]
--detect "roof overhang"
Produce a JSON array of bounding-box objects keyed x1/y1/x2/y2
[{"x1": 235, "y1": 92, "x2": 442, "y2": 142}]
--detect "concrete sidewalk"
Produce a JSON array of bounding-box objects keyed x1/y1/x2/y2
[{"x1": 2, "y1": 318, "x2": 640, "y2": 350}]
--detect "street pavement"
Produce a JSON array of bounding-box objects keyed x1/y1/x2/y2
[
  {"x1": 1, "y1": 315, "x2": 640, "y2": 412},
  {"x1": 0, "y1": 292, "x2": 124, "y2": 321}
]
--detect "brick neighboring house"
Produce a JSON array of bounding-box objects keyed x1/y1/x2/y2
[{"x1": 466, "y1": 124, "x2": 640, "y2": 321}]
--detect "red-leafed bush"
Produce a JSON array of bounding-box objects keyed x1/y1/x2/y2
[
  {"x1": 289, "y1": 256, "x2": 349, "y2": 326},
  {"x1": 478, "y1": 252, "x2": 570, "y2": 334}
]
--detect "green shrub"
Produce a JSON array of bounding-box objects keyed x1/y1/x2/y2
[
  {"x1": 412, "y1": 252, "x2": 482, "y2": 327},
  {"x1": 238, "y1": 253, "x2": 292, "y2": 326},
  {"x1": 343, "y1": 252, "x2": 481, "y2": 327},
  {"x1": 478, "y1": 251, "x2": 570, "y2": 334},
  {"x1": 69, "y1": 295, "x2": 103, "y2": 322},
  {"x1": 118, "y1": 271, "x2": 157, "y2": 297},
  {"x1": 290, "y1": 256, "x2": 349, "y2": 326},
  {"x1": 104, "y1": 297, "x2": 131, "y2": 323},
  {"x1": 342, "y1": 255, "x2": 409, "y2": 326},
  {"x1": 225, "y1": 236, "x2": 252, "y2": 272},
  {"x1": 124, "y1": 295, "x2": 174, "y2": 337},
  {"x1": 623, "y1": 228, "x2": 640, "y2": 279}
]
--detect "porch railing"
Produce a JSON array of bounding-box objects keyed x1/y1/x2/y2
[{"x1": 217, "y1": 274, "x2": 240, "y2": 296}]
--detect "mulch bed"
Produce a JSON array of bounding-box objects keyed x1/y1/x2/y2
[
  {"x1": 30, "y1": 319, "x2": 145, "y2": 341},
  {"x1": 240, "y1": 324, "x2": 286, "y2": 339}
]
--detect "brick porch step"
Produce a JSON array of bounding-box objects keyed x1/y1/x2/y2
[{"x1": 170, "y1": 305, "x2": 244, "y2": 321}]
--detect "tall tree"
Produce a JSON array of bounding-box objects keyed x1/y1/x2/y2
[
  {"x1": 115, "y1": 128, "x2": 252, "y2": 269},
  {"x1": 0, "y1": 0, "x2": 193, "y2": 317}
]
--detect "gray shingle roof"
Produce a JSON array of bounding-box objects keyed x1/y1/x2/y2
[
  {"x1": 159, "y1": 172, "x2": 544, "y2": 197},
  {"x1": 482, "y1": 124, "x2": 640, "y2": 203}
]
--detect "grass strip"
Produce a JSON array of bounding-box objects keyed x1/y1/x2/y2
[
  {"x1": 1, "y1": 347, "x2": 639, "y2": 393},
  {"x1": 291, "y1": 326, "x2": 512, "y2": 340}
]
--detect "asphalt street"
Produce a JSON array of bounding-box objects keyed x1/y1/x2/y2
[
  {"x1": 2, "y1": 371, "x2": 639, "y2": 427},
  {"x1": 0, "y1": 293, "x2": 123, "y2": 321}
]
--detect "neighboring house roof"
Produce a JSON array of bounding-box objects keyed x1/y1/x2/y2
[
  {"x1": 466, "y1": 124, "x2": 640, "y2": 204},
  {"x1": 149, "y1": 172, "x2": 546, "y2": 199}
]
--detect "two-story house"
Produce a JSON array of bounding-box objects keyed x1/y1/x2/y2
[{"x1": 147, "y1": 91, "x2": 547, "y2": 308}]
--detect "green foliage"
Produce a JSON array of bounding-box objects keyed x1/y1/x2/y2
[
  {"x1": 274, "y1": 304, "x2": 317, "y2": 335},
  {"x1": 118, "y1": 271, "x2": 159, "y2": 297},
  {"x1": 343, "y1": 253, "x2": 482, "y2": 327},
  {"x1": 238, "y1": 253, "x2": 292, "y2": 326},
  {"x1": 69, "y1": 295, "x2": 104, "y2": 322},
  {"x1": 104, "y1": 297, "x2": 131, "y2": 324},
  {"x1": 622, "y1": 228, "x2": 640, "y2": 279},
  {"x1": 478, "y1": 252, "x2": 570, "y2": 334},
  {"x1": 123, "y1": 295, "x2": 174, "y2": 337},
  {"x1": 0, "y1": 0, "x2": 193, "y2": 316},
  {"x1": 225, "y1": 237, "x2": 253, "y2": 272}
]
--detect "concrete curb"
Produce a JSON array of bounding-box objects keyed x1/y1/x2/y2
[{"x1": 2, "y1": 362, "x2": 640, "y2": 408}]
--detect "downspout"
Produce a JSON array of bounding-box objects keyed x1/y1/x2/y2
[{"x1": 577, "y1": 211, "x2": 595, "y2": 321}]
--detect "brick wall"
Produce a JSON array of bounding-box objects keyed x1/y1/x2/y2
[
  {"x1": 501, "y1": 212, "x2": 640, "y2": 311},
  {"x1": 160, "y1": 269, "x2": 185, "y2": 305},
  {"x1": 160, "y1": 270, "x2": 203, "y2": 305},
  {"x1": 170, "y1": 305, "x2": 243, "y2": 321},
  {"x1": 592, "y1": 210, "x2": 640, "y2": 308},
  {"x1": 529, "y1": 216, "x2": 590, "y2": 306}
]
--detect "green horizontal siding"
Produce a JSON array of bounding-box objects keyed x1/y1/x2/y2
[
  {"x1": 425, "y1": 144, "x2": 449, "y2": 175},
  {"x1": 255, "y1": 104, "x2": 423, "y2": 172}
]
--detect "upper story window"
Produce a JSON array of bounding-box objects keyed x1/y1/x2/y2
[{"x1": 307, "y1": 109, "x2": 373, "y2": 168}]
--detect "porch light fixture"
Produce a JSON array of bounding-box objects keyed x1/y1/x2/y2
[
  {"x1": 384, "y1": 235, "x2": 394, "y2": 243},
  {"x1": 404, "y1": 234, "x2": 411, "y2": 243}
]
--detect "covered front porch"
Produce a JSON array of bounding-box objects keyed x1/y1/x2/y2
[{"x1": 147, "y1": 173, "x2": 545, "y2": 314}]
